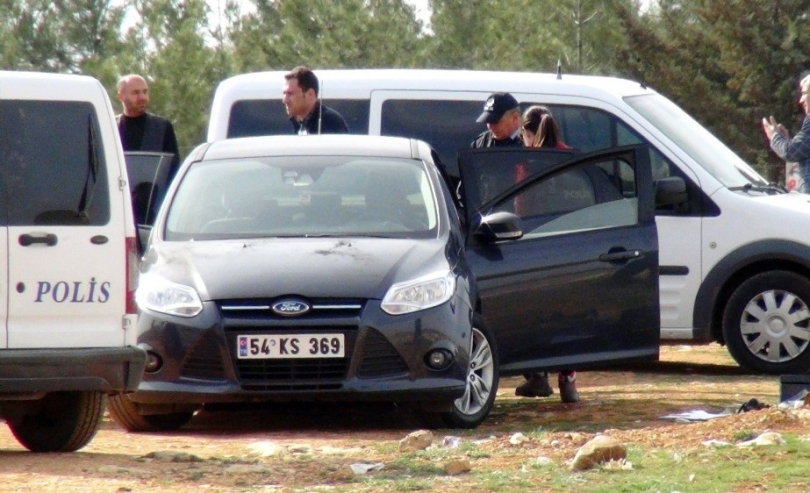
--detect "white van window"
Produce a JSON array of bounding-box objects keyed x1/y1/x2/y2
[
  {"x1": 625, "y1": 93, "x2": 767, "y2": 188},
  {"x1": 381, "y1": 100, "x2": 643, "y2": 170},
  {"x1": 226, "y1": 99, "x2": 369, "y2": 138},
  {"x1": 0, "y1": 100, "x2": 109, "y2": 226},
  {"x1": 381, "y1": 100, "x2": 483, "y2": 173}
]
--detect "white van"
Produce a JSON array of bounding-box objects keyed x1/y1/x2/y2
[
  {"x1": 208, "y1": 69, "x2": 810, "y2": 375},
  {"x1": 0, "y1": 71, "x2": 145, "y2": 451}
]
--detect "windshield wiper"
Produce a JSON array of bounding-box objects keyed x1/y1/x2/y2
[{"x1": 731, "y1": 183, "x2": 786, "y2": 195}]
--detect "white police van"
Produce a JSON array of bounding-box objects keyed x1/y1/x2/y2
[
  {"x1": 0, "y1": 71, "x2": 145, "y2": 452},
  {"x1": 208, "y1": 69, "x2": 810, "y2": 375}
]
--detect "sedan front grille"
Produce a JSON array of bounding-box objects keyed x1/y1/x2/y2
[
  {"x1": 237, "y1": 358, "x2": 348, "y2": 391},
  {"x1": 218, "y1": 298, "x2": 364, "y2": 320},
  {"x1": 357, "y1": 329, "x2": 408, "y2": 378},
  {"x1": 180, "y1": 331, "x2": 226, "y2": 380}
]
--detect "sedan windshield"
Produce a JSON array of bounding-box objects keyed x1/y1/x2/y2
[
  {"x1": 164, "y1": 156, "x2": 439, "y2": 240},
  {"x1": 624, "y1": 93, "x2": 768, "y2": 188}
]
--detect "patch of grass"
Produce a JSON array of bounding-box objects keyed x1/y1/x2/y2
[
  {"x1": 536, "y1": 437, "x2": 810, "y2": 493},
  {"x1": 387, "y1": 455, "x2": 446, "y2": 477},
  {"x1": 345, "y1": 435, "x2": 810, "y2": 493},
  {"x1": 732, "y1": 429, "x2": 755, "y2": 442}
]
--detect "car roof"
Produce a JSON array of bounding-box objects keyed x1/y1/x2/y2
[
  {"x1": 213, "y1": 69, "x2": 654, "y2": 101},
  {"x1": 0, "y1": 70, "x2": 109, "y2": 102},
  {"x1": 199, "y1": 134, "x2": 422, "y2": 161}
]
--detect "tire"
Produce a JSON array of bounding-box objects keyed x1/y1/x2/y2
[
  {"x1": 108, "y1": 394, "x2": 195, "y2": 432},
  {"x1": 8, "y1": 391, "x2": 104, "y2": 453},
  {"x1": 440, "y1": 315, "x2": 500, "y2": 428},
  {"x1": 722, "y1": 270, "x2": 810, "y2": 374}
]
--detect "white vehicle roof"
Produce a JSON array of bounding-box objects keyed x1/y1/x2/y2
[
  {"x1": 208, "y1": 69, "x2": 655, "y2": 141},
  {"x1": 214, "y1": 68, "x2": 651, "y2": 99},
  {"x1": 0, "y1": 70, "x2": 109, "y2": 102}
]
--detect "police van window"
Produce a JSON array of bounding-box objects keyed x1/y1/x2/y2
[
  {"x1": 381, "y1": 99, "x2": 483, "y2": 176},
  {"x1": 227, "y1": 99, "x2": 369, "y2": 138},
  {"x1": 0, "y1": 100, "x2": 110, "y2": 226}
]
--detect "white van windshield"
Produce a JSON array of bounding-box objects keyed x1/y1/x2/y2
[{"x1": 625, "y1": 94, "x2": 768, "y2": 188}]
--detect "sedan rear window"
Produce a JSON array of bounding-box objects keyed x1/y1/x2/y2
[{"x1": 164, "y1": 156, "x2": 438, "y2": 240}]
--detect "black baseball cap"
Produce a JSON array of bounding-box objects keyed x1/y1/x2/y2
[{"x1": 476, "y1": 92, "x2": 519, "y2": 123}]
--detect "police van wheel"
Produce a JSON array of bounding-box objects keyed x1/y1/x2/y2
[
  {"x1": 723, "y1": 270, "x2": 810, "y2": 374},
  {"x1": 8, "y1": 391, "x2": 104, "y2": 452},
  {"x1": 108, "y1": 394, "x2": 195, "y2": 432},
  {"x1": 440, "y1": 317, "x2": 499, "y2": 428}
]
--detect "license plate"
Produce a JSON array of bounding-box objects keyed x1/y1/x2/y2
[{"x1": 237, "y1": 333, "x2": 345, "y2": 359}]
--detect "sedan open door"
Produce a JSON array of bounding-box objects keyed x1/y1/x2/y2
[
  {"x1": 458, "y1": 145, "x2": 660, "y2": 376},
  {"x1": 124, "y1": 151, "x2": 174, "y2": 254}
]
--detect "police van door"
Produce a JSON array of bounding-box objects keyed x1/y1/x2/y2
[{"x1": 1, "y1": 98, "x2": 124, "y2": 348}]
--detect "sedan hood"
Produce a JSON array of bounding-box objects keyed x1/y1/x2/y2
[{"x1": 144, "y1": 237, "x2": 452, "y2": 301}]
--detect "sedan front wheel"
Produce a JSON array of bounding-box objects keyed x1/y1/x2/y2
[{"x1": 441, "y1": 316, "x2": 499, "y2": 428}]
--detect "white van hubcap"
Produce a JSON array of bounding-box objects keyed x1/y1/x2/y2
[{"x1": 741, "y1": 289, "x2": 810, "y2": 363}]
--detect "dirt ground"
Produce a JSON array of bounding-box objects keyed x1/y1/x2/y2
[{"x1": 0, "y1": 343, "x2": 802, "y2": 492}]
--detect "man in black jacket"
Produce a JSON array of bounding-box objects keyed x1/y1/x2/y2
[
  {"x1": 283, "y1": 66, "x2": 349, "y2": 135},
  {"x1": 471, "y1": 92, "x2": 523, "y2": 148},
  {"x1": 116, "y1": 74, "x2": 180, "y2": 181}
]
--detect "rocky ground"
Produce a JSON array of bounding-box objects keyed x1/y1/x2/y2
[{"x1": 0, "y1": 343, "x2": 801, "y2": 492}]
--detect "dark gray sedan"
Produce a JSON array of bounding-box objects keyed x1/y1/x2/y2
[{"x1": 113, "y1": 135, "x2": 663, "y2": 431}]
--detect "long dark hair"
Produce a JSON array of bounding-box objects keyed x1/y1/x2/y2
[{"x1": 521, "y1": 105, "x2": 563, "y2": 148}]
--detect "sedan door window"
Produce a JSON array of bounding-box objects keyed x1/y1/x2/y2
[{"x1": 498, "y1": 160, "x2": 638, "y2": 239}]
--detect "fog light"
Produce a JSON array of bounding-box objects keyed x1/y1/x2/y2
[
  {"x1": 144, "y1": 351, "x2": 163, "y2": 373},
  {"x1": 425, "y1": 349, "x2": 453, "y2": 370}
]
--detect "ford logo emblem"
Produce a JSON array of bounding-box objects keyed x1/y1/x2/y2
[{"x1": 271, "y1": 299, "x2": 311, "y2": 317}]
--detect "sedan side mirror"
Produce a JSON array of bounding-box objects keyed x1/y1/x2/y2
[
  {"x1": 655, "y1": 176, "x2": 687, "y2": 208},
  {"x1": 473, "y1": 211, "x2": 523, "y2": 242}
]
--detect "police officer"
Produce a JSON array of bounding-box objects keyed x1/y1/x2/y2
[
  {"x1": 471, "y1": 92, "x2": 523, "y2": 148},
  {"x1": 283, "y1": 66, "x2": 349, "y2": 135}
]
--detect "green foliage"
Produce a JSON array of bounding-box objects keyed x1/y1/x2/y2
[
  {"x1": 427, "y1": 0, "x2": 636, "y2": 73},
  {"x1": 616, "y1": 0, "x2": 810, "y2": 182},
  {"x1": 0, "y1": 0, "x2": 806, "y2": 185},
  {"x1": 230, "y1": 0, "x2": 427, "y2": 72},
  {"x1": 0, "y1": 0, "x2": 126, "y2": 72}
]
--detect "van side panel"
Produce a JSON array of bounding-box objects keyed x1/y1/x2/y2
[
  {"x1": 0, "y1": 73, "x2": 129, "y2": 348},
  {"x1": 693, "y1": 239, "x2": 810, "y2": 341}
]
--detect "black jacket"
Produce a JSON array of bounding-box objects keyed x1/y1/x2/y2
[
  {"x1": 470, "y1": 131, "x2": 523, "y2": 149},
  {"x1": 117, "y1": 112, "x2": 181, "y2": 180},
  {"x1": 290, "y1": 103, "x2": 349, "y2": 135}
]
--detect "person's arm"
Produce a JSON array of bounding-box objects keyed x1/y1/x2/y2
[{"x1": 771, "y1": 115, "x2": 810, "y2": 162}]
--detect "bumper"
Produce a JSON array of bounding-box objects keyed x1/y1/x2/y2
[
  {"x1": 131, "y1": 298, "x2": 472, "y2": 406},
  {"x1": 0, "y1": 347, "x2": 147, "y2": 393}
]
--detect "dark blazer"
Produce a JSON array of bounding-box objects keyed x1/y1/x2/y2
[{"x1": 290, "y1": 103, "x2": 349, "y2": 135}]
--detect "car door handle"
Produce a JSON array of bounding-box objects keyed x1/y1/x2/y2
[
  {"x1": 19, "y1": 233, "x2": 58, "y2": 247},
  {"x1": 598, "y1": 249, "x2": 641, "y2": 262}
]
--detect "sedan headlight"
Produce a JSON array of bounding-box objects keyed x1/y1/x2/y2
[
  {"x1": 136, "y1": 274, "x2": 203, "y2": 317},
  {"x1": 381, "y1": 270, "x2": 456, "y2": 315}
]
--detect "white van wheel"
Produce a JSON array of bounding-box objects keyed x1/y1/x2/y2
[
  {"x1": 723, "y1": 270, "x2": 810, "y2": 374},
  {"x1": 440, "y1": 317, "x2": 499, "y2": 428},
  {"x1": 8, "y1": 391, "x2": 104, "y2": 452}
]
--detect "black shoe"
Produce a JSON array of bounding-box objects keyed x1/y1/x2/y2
[
  {"x1": 559, "y1": 373, "x2": 580, "y2": 403},
  {"x1": 515, "y1": 373, "x2": 553, "y2": 398}
]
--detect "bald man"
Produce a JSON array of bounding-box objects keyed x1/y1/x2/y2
[{"x1": 116, "y1": 74, "x2": 180, "y2": 181}]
